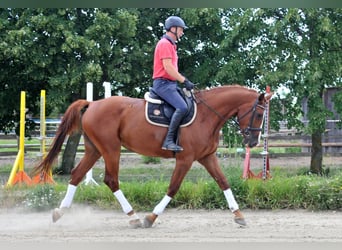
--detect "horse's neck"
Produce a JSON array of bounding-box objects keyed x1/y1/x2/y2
[{"x1": 198, "y1": 87, "x2": 253, "y2": 120}]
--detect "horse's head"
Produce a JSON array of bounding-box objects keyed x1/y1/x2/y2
[{"x1": 237, "y1": 92, "x2": 273, "y2": 148}]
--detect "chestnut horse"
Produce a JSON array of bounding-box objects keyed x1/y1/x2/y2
[{"x1": 34, "y1": 85, "x2": 272, "y2": 228}]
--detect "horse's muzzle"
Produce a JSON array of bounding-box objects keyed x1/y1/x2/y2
[
  {"x1": 243, "y1": 136, "x2": 259, "y2": 148},
  {"x1": 248, "y1": 141, "x2": 258, "y2": 148}
]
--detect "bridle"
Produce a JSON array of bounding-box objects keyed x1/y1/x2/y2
[
  {"x1": 196, "y1": 91, "x2": 265, "y2": 138},
  {"x1": 235, "y1": 98, "x2": 265, "y2": 138},
  {"x1": 191, "y1": 88, "x2": 265, "y2": 141}
]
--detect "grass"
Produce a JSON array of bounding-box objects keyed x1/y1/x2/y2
[
  {"x1": 1, "y1": 158, "x2": 341, "y2": 212},
  {"x1": 216, "y1": 146, "x2": 302, "y2": 156}
]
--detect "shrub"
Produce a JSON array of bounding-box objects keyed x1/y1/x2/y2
[
  {"x1": 23, "y1": 184, "x2": 62, "y2": 210},
  {"x1": 141, "y1": 156, "x2": 161, "y2": 164}
]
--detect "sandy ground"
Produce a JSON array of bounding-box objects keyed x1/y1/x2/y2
[{"x1": 0, "y1": 206, "x2": 341, "y2": 242}]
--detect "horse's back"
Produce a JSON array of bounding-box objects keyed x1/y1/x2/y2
[
  {"x1": 84, "y1": 95, "x2": 149, "y2": 125},
  {"x1": 87, "y1": 96, "x2": 143, "y2": 115}
]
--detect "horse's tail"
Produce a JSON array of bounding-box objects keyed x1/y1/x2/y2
[{"x1": 32, "y1": 99, "x2": 90, "y2": 176}]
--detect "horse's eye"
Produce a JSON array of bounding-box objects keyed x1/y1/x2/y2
[{"x1": 256, "y1": 113, "x2": 263, "y2": 120}]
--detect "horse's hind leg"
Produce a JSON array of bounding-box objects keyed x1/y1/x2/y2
[
  {"x1": 198, "y1": 153, "x2": 247, "y2": 226},
  {"x1": 144, "y1": 160, "x2": 192, "y2": 228},
  {"x1": 52, "y1": 138, "x2": 101, "y2": 223}
]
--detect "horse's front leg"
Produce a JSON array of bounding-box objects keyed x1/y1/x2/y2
[
  {"x1": 144, "y1": 160, "x2": 192, "y2": 228},
  {"x1": 198, "y1": 153, "x2": 247, "y2": 226},
  {"x1": 103, "y1": 152, "x2": 142, "y2": 229},
  {"x1": 104, "y1": 177, "x2": 143, "y2": 228}
]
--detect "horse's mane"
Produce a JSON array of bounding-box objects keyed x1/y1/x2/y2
[{"x1": 194, "y1": 84, "x2": 258, "y2": 97}]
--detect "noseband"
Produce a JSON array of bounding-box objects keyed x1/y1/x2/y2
[{"x1": 236, "y1": 98, "x2": 265, "y2": 138}]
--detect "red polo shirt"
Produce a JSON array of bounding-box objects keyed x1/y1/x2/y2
[{"x1": 153, "y1": 37, "x2": 178, "y2": 81}]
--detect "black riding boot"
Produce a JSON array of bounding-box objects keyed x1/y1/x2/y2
[{"x1": 162, "y1": 109, "x2": 186, "y2": 152}]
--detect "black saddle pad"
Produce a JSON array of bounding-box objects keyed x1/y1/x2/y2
[{"x1": 145, "y1": 89, "x2": 197, "y2": 127}]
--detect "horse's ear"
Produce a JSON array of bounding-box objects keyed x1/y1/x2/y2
[
  {"x1": 258, "y1": 93, "x2": 265, "y2": 102},
  {"x1": 258, "y1": 92, "x2": 273, "y2": 102}
]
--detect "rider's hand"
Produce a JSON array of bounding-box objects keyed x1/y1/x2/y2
[{"x1": 184, "y1": 79, "x2": 194, "y2": 90}]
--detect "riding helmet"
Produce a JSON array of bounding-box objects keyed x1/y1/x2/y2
[{"x1": 165, "y1": 16, "x2": 188, "y2": 31}]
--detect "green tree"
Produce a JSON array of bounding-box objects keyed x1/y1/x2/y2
[
  {"x1": 0, "y1": 9, "x2": 47, "y2": 132},
  {"x1": 217, "y1": 8, "x2": 342, "y2": 174},
  {"x1": 0, "y1": 8, "x2": 140, "y2": 127},
  {"x1": 0, "y1": 8, "x2": 225, "y2": 131},
  {"x1": 0, "y1": 8, "x2": 140, "y2": 173},
  {"x1": 2, "y1": 8, "x2": 340, "y2": 175}
]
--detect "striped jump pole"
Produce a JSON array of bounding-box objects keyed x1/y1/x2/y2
[{"x1": 242, "y1": 86, "x2": 272, "y2": 180}]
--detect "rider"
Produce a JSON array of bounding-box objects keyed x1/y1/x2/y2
[{"x1": 152, "y1": 16, "x2": 194, "y2": 153}]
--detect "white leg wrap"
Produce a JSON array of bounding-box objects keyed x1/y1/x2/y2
[
  {"x1": 114, "y1": 189, "x2": 133, "y2": 214},
  {"x1": 128, "y1": 212, "x2": 139, "y2": 221},
  {"x1": 60, "y1": 184, "x2": 77, "y2": 208},
  {"x1": 224, "y1": 188, "x2": 239, "y2": 212},
  {"x1": 153, "y1": 195, "x2": 172, "y2": 215}
]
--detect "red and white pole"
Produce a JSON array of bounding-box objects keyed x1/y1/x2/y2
[{"x1": 242, "y1": 85, "x2": 271, "y2": 180}]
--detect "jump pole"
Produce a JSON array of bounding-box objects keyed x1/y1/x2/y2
[
  {"x1": 40, "y1": 89, "x2": 46, "y2": 159},
  {"x1": 84, "y1": 82, "x2": 98, "y2": 185},
  {"x1": 6, "y1": 91, "x2": 32, "y2": 187},
  {"x1": 32, "y1": 90, "x2": 54, "y2": 184},
  {"x1": 83, "y1": 82, "x2": 111, "y2": 185},
  {"x1": 103, "y1": 81, "x2": 111, "y2": 98},
  {"x1": 261, "y1": 86, "x2": 271, "y2": 180},
  {"x1": 242, "y1": 86, "x2": 272, "y2": 180}
]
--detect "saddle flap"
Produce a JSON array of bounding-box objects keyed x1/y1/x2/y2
[{"x1": 145, "y1": 89, "x2": 197, "y2": 127}]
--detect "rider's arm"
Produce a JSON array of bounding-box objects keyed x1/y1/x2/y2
[{"x1": 162, "y1": 58, "x2": 186, "y2": 83}]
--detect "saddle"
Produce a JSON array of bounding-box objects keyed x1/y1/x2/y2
[{"x1": 144, "y1": 87, "x2": 197, "y2": 127}]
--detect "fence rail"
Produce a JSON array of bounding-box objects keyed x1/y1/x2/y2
[{"x1": 1, "y1": 138, "x2": 341, "y2": 158}]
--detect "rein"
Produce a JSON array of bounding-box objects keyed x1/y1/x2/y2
[
  {"x1": 195, "y1": 92, "x2": 226, "y2": 121},
  {"x1": 195, "y1": 90, "x2": 265, "y2": 136}
]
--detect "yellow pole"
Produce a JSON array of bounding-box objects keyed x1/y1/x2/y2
[
  {"x1": 32, "y1": 89, "x2": 54, "y2": 184},
  {"x1": 40, "y1": 90, "x2": 46, "y2": 158},
  {"x1": 6, "y1": 91, "x2": 26, "y2": 187},
  {"x1": 6, "y1": 151, "x2": 21, "y2": 186},
  {"x1": 40, "y1": 90, "x2": 53, "y2": 179},
  {"x1": 18, "y1": 91, "x2": 25, "y2": 171}
]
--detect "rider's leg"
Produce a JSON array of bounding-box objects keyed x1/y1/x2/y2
[
  {"x1": 162, "y1": 108, "x2": 187, "y2": 152},
  {"x1": 152, "y1": 79, "x2": 188, "y2": 152}
]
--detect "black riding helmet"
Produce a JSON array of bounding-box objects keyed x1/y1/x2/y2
[{"x1": 164, "y1": 16, "x2": 188, "y2": 31}]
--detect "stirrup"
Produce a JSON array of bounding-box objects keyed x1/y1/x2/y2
[{"x1": 162, "y1": 142, "x2": 183, "y2": 152}]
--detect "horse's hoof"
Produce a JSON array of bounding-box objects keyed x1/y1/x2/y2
[
  {"x1": 233, "y1": 210, "x2": 247, "y2": 227},
  {"x1": 143, "y1": 214, "x2": 157, "y2": 228},
  {"x1": 52, "y1": 208, "x2": 64, "y2": 223},
  {"x1": 129, "y1": 219, "x2": 143, "y2": 229},
  {"x1": 234, "y1": 217, "x2": 247, "y2": 226}
]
